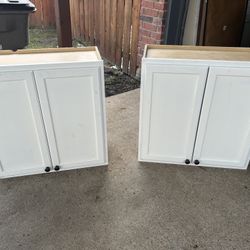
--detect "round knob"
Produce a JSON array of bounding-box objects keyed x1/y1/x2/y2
[
  {"x1": 54, "y1": 165, "x2": 60, "y2": 171},
  {"x1": 45, "y1": 167, "x2": 51, "y2": 172},
  {"x1": 185, "y1": 159, "x2": 190, "y2": 165},
  {"x1": 194, "y1": 160, "x2": 200, "y2": 165}
]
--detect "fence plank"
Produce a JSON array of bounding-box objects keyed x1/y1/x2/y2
[
  {"x1": 30, "y1": 0, "x2": 141, "y2": 76},
  {"x1": 43, "y1": 0, "x2": 55, "y2": 27},
  {"x1": 94, "y1": 0, "x2": 100, "y2": 47},
  {"x1": 42, "y1": 0, "x2": 48, "y2": 26},
  {"x1": 74, "y1": 0, "x2": 81, "y2": 39},
  {"x1": 79, "y1": 0, "x2": 85, "y2": 40},
  {"x1": 99, "y1": 0, "x2": 105, "y2": 54},
  {"x1": 110, "y1": 0, "x2": 117, "y2": 62},
  {"x1": 84, "y1": 0, "x2": 90, "y2": 42},
  {"x1": 105, "y1": 0, "x2": 111, "y2": 59},
  {"x1": 115, "y1": 0, "x2": 125, "y2": 65},
  {"x1": 130, "y1": 0, "x2": 141, "y2": 75},
  {"x1": 122, "y1": 0, "x2": 133, "y2": 74},
  {"x1": 70, "y1": 0, "x2": 76, "y2": 38},
  {"x1": 30, "y1": 0, "x2": 43, "y2": 27},
  {"x1": 89, "y1": 0, "x2": 94, "y2": 44},
  {"x1": 54, "y1": 0, "x2": 72, "y2": 47}
]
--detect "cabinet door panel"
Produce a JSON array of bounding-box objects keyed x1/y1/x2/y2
[
  {"x1": 139, "y1": 63, "x2": 208, "y2": 164},
  {"x1": 193, "y1": 67, "x2": 250, "y2": 169},
  {"x1": 0, "y1": 71, "x2": 51, "y2": 178},
  {"x1": 34, "y1": 67, "x2": 107, "y2": 170}
]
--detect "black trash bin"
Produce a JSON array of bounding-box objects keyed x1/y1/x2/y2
[{"x1": 0, "y1": 0, "x2": 36, "y2": 50}]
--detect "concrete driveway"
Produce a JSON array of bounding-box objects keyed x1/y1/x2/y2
[{"x1": 0, "y1": 89, "x2": 249, "y2": 250}]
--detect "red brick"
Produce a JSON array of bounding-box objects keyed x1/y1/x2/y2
[
  {"x1": 141, "y1": 36, "x2": 155, "y2": 44},
  {"x1": 138, "y1": 0, "x2": 168, "y2": 66},
  {"x1": 153, "y1": 17, "x2": 163, "y2": 26},
  {"x1": 143, "y1": 8, "x2": 159, "y2": 17},
  {"x1": 138, "y1": 40, "x2": 145, "y2": 46},
  {"x1": 142, "y1": 22, "x2": 157, "y2": 32},
  {"x1": 141, "y1": 0, "x2": 154, "y2": 9},
  {"x1": 157, "y1": 10, "x2": 165, "y2": 18},
  {"x1": 140, "y1": 29, "x2": 151, "y2": 37},
  {"x1": 151, "y1": 32, "x2": 162, "y2": 40},
  {"x1": 140, "y1": 15, "x2": 153, "y2": 23},
  {"x1": 154, "y1": 2, "x2": 166, "y2": 11},
  {"x1": 156, "y1": 25, "x2": 165, "y2": 33}
]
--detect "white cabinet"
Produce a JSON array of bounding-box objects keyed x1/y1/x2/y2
[
  {"x1": 0, "y1": 48, "x2": 107, "y2": 178},
  {"x1": 139, "y1": 45, "x2": 250, "y2": 170}
]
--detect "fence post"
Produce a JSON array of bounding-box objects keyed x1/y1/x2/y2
[{"x1": 54, "y1": 0, "x2": 72, "y2": 47}]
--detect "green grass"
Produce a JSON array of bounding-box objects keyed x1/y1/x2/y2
[
  {"x1": 28, "y1": 28, "x2": 84, "y2": 49},
  {"x1": 28, "y1": 28, "x2": 58, "y2": 49}
]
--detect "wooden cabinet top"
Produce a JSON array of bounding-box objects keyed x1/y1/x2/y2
[
  {"x1": 0, "y1": 47, "x2": 102, "y2": 66},
  {"x1": 145, "y1": 45, "x2": 250, "y2": 62}
]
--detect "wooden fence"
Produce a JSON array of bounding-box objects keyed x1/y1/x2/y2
[
  {"x1": 30, "y1": 0, "x2": 55, "y2": 27},
  {"x1": 29, "y1": 0, "x2": 141, "y2": 76}
]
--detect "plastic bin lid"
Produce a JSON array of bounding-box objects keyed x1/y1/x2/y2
[{"x1": 0, "y1": 0, "x2": 35, "y2": 11}]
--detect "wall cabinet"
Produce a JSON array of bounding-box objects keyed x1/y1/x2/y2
[
  {"x1": 0, "y1": 48, "x2": 107, "y2": 178},
  {"x1": 139, "y1": 45, "x2": 250, "y2": 170}
]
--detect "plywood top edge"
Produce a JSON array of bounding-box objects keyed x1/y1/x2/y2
[
  {"x1": 0, "y1": 46, "x2": 101, "y2": 58},
  {"x1": 144, "y1": 44, "x2": 250, "y2": 62},
  {"x1": 0, "y1": 47, "x2": 103, "y2": 66},
  {"x1": 145, "y1": 44, "x2": 250, "y2": 54}
]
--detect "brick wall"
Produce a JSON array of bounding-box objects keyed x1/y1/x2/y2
[{"x1": 137, "y1": 0, "x2": 168, "y2": 66}]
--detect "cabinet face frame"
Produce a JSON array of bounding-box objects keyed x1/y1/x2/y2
[
  {"x1": 193, "y1": 66, "x2": 250, "y2": 169},
  {"x1": 0, "y1": 71, "x2": 52, "y2": 178},
  {"x1": 139, "y1": 61, "x2": 209, "y2": 164},
  {"x1": 34, "y1": 65, "x2": 108, "y2": 171}
]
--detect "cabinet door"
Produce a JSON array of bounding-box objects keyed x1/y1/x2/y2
[
  {"x1": 139, "y1": 63, "x2": 208, "y2": 164},
  {"x1": 34, "y1": 67, "x2": 107, "y2": 171},
  {"x1": 0, "y1": 71, "x2": 51, "y2": 178},
  {"x1": 193, "y1": 67, "x2": 250, "y2": 169}
]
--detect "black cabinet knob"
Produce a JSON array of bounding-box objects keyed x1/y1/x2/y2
[
  {"x1": 194, "y1": 160, "x2": 200, "y2": 165},
  {"x1": 185, "y1": 159, "x2": 190, "y2": 165},
  {"x1": 54, "y1": 165, "x2": 60, "y2": 171},
  {"x1": 45, "y1": 167, "x2": 51, "y2": 172}
]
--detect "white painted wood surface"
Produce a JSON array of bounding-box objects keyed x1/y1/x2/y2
[
  {"x1": 139, "y1": 45, "x2": 250, "y2": 170},
  {"x1": 0, "y1": 72, "x2": 51, "y2": 178},
  {"x1": 139, "y1": 64, "x2": 208, "y2": 164},
  {"x1": 35, "y1": 67, "x2": 107, "y2": 171},
  {"x1": 0, "y1": 48, "x2": 107, "y2": 178},
  {"x1": 193, "y1": 67, "x2": 250, "y2": 169}
]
